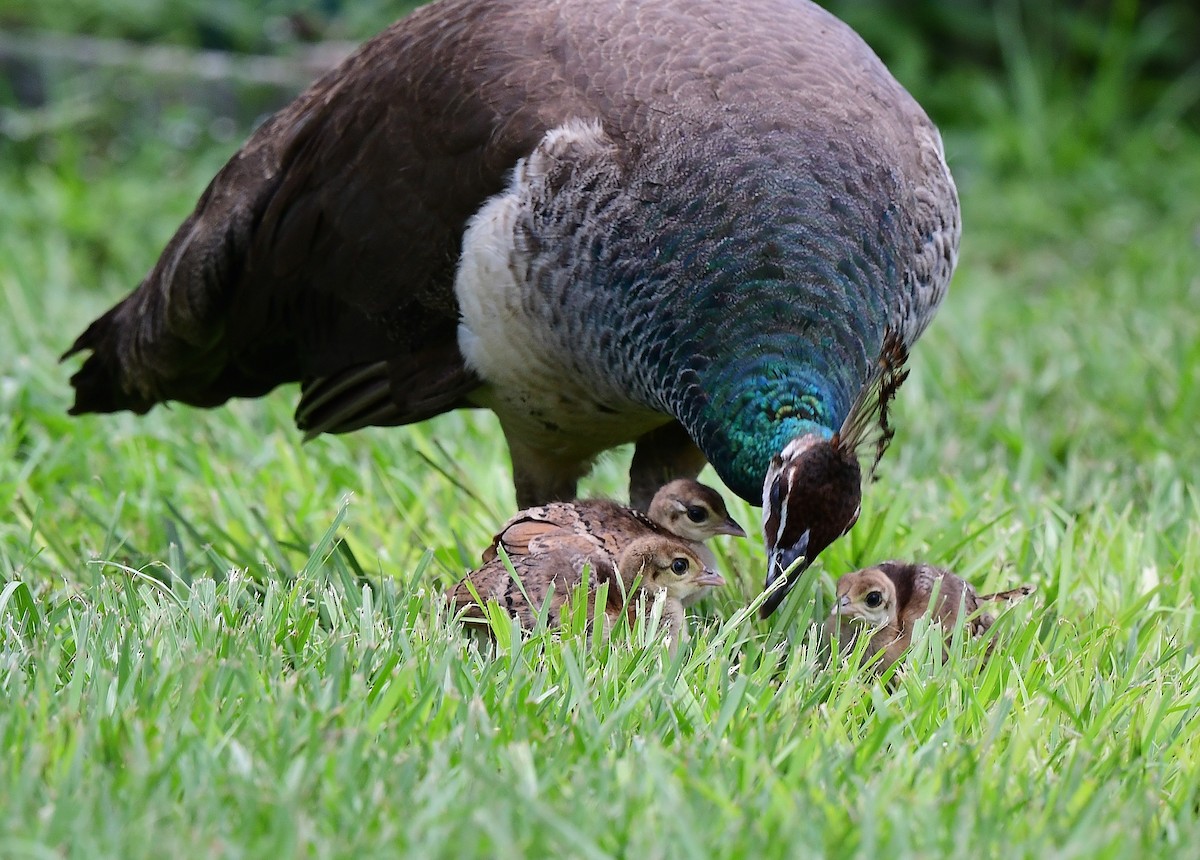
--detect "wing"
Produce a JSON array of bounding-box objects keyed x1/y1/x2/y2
[
  {"x1": 922, "y1": 569, "x2": 1004, "y2": 637},
  {"x1": 64, "y1": 0, "x2": 578, "y2": 431},
  {"x1": 482, "y1": 499, "x2": 649, "y2": 562},
  {"x1": 450, "y1": 540, "x2": 618, "y2": 631},
  {"x1": 927, "y1": 572, "x2": 970, "y2": 627},
  {"x1": 482, "y1": 502, "x2": 600, "y2": 563},
  {"x1": 447, "y1": 553, "x2": 559, "y2": 630},
  {"x1": 487, "y1": 523, "x2": 602, "y2": 564}
]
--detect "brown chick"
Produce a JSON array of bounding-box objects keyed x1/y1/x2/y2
[
  {"x1": 645, "y1": 478, "x2": 745, "y2": 606},
  {"x1": 645, "y1": 479, "x2": 747, "y2": 544},
  {"x1": 616, "y1": 534, "x2": 728, "y2": 651},
  {"x1": 824, "y1": 561, "x2": 1034, "y2": 672},
  {"x1": 481, "y1": 478, "x2": 744, "y2": 567},
  {"x1": 448, "y1": 534, "x2": 725, "y2": 652}
]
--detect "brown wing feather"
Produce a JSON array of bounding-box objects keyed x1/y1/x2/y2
[
  {"x1": 486, "y1": 522, "x2": 600, "y2": 563},
  {"x1": 449, "y1": 542, "x2": 618, "y2": 631},
  {"x1": 483, "y1": 498, "x2": 660, "y2": 562},
  {"x1": 885, "y1": 561, "x2": 1030, "y2": 639},
  {"x1": 64, "y1": 0, "x2": 568, "y2": 421},
  {"x1": 482, "y1": 502, "x2": 594, "y2": 563}
]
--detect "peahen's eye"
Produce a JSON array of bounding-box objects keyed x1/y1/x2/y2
[
  {"x1": 671, "y1": 558, "x2": 690, "y2": 575},
  {"x1": 769, "y1": 476, "x2": 784, "y2": 512},
  {"x1": 865, "y1": 591, "x2": 883, "y2": 608},
  {"x1": 686, "y1": 505, "x2": 707, "y2": 523}
]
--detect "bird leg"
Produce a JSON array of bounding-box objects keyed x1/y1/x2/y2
[
  {"x1": 628, "y1": 421, "x2": 708, "y2": 510},
  {"x1": 507, "y1": 436, "x2": 592, "y2": 507}
]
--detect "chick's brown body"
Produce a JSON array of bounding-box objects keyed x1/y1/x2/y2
[
  {"x1": 449, "y1": 533, "x2": 726, "y2": 651},
  {"x1": 825, "y1": 561, "x2": 1034, "y2": 671}
]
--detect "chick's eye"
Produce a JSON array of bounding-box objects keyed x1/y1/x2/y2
[
  {"x1": 685, "y1": 505, "x2": 707, "y2": 523},
  {"x1": 670, "y1": 558, "x2": 690, "y2": 575},
  {"x1": 865, "y1": 591, "x2": 883, "y2": 608}
]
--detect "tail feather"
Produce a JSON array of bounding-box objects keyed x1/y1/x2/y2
[
  {"x1": 980, "y1": 584, "x2": 1035, "y2": 603},
  {"x1": 62, "y1": 274, "x2": 233, "y2": 416},
  {"x1": 63, "y1": 305, "x2": 146, "y2": 415},
  {"x1": 63, "y1": 107, "x2": 287, "y2": 418}
]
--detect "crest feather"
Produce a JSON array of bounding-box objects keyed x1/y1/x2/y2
[{"x1": 831, "y1": 328, "x2": 910, "y2": 477}]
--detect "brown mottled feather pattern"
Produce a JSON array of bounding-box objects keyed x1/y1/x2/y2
[
  {"x1": 448, "y1": 534, "x2": 725, "y2": 651},
  {"x1": 483, "y1": 478, "x2": 743, "y2": 567},
  {"x1": 447, "y1": 542, "x2": 619, "y2": 631},
  {"x1": 825, "y1": 561, "x2": 1035, "y2": 672},
  {"x1": 483, "y1": 499, "x2": 655, "y2": 564}
]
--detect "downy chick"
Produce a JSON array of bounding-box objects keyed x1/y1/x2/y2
[
  {"x1": 448, "y1": 534, "x2": 725, "y2": 652},
  {"x1": 483, "y1": 478, "x2": 744, "y2": 584},
  {"x1": 824, "y1": 561, "x2": 1034, "y2": 672}
]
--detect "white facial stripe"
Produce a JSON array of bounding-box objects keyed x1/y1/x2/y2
[
  {"x1": 761, "y1": 462, "x2": 793, "y2": 548},
  {"x1": 761, "y1": 433, "x2": 826, "y2": 547},
  {"x1": 778, "y1": 434, "x2": 823, "y2": 462},
  {"x1": 773, "y1": 469, "x2": 791, "y2": 547},
  {"x1": 761, "y1": 455, "x2": 781, "y2": 512}
]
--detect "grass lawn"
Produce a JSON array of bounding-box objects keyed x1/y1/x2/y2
[{"x1": 3, "y1": 9, "x2": 1200, "y2": 858}]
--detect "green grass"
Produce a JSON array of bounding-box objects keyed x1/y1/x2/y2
[{"x1": 4, "y1": 9, "x2": 1200, "y2": 857}]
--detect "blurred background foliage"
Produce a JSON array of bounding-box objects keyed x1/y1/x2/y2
[
  {"x1": 0, "y1": 0, "x2": 1195, "y2": 222},
  {"x1": 2, "y1": 0, "x2": 1197, "y2": 182},
  {"x1": 2, "y1": 0, "x2": 1197, "y2": 139}
]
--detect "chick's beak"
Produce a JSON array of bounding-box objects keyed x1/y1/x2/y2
[
  {"x1": 695, "y1": 568, "x2": 727, "y2": 589},
  {"x1": 759, "y1": 529, "x2": 811, "y2": 619},
  {"x1": 718, "y1": 516, "x2": 747, "y2": 538}
]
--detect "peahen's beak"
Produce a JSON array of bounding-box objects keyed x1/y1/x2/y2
[{"x1": 759, "y1": 528, "x2": 810, "y2": 618}]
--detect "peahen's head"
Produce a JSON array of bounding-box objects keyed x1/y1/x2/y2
[
  {"x1": 757, "y1": 330, "x2": 910, "y2": 619},
  {"x1": 759, "y1": 434, "x2": 862, "y2": 618}
]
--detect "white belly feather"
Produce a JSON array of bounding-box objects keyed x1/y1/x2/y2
[{"x1": 454, "y1": 120, "x2": 667, "y2": 458}]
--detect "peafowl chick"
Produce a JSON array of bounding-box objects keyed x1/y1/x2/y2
[
  {"x1": 484, "y1": 477, "x2": 743, "y2": 558},
  {"x1": 824, "y1": 562, "x2": 1035, "y2": 672},
  {"x1": 447, "y1": 534, "x2": 725, "y2": 652},
  {"x1": 63, "y1": 0, "x2": 960, "y2": 617},
  {"x1": 483, "y1": 478, "x2": 744, "y2": 607}
]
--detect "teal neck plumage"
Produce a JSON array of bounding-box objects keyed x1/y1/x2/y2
[
  {"x1": 629, "y1": 192, "x2": 894, "y2": 499},
  {"x1": 625, "y1": 139, "x2": 898, "y2": 501},
  {"x1": 626, "y1": 199, "x2": 891, "y2": 502},
  {"x1": 606, "y1": 141, "x2": 900, "y2": 502},
  {"x1": 691, "y1": 368, "x2": 837, "y2": 500},
  {"x1": 541, "y1": 128, "x2": 900, "y2": 501}
]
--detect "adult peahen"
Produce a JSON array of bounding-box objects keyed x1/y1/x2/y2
[{"x1": 63, "y1": 0, "x2": 960, "y2": 617}]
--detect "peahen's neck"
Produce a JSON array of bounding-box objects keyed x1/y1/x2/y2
[
  {"x1": 613, "y1": 135, "x2": 900, "y2": 502},
  {"x1": 683, "y1": 364, "x2": 840, "y2": 503},
  {"x1": 634, "y1": 207, "x2": 893, "y2": 503},
  {"x1": 516, "y1": 124, "x2": 901, "y2": 501}
]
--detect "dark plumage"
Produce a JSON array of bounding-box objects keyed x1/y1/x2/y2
[{"x1": 63, "y1": 0, "x2": 959, "y2": 616}]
